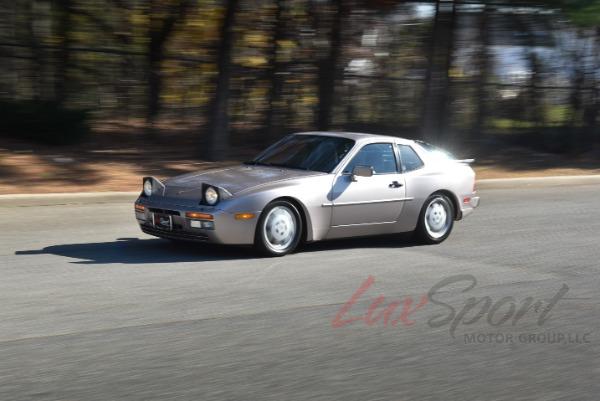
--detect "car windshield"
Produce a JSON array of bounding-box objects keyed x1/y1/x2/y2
[{"x1": 247, "y1": 135, "x2": 355, "y2": 173}]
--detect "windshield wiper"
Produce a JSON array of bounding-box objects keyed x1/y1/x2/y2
[
  {"x1": 243, "y1": 160, "x2": 270, "y2": 166},
  {"x1": 244, "y1": 161, "x2": 310, "y2": 171},
  {"x1": 265, "y1": 162, "x2": 313, "y2": 171}
]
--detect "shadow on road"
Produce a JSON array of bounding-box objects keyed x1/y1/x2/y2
[
  {"x1": 14, "y1": 234, "x2": 422, "y2": 265},
  {"x1": 15, "y1": 237, "x2": 258, "y2": 265},
  {"x1": 302, "y1": 233, "x2": 420, "y2": 253}
]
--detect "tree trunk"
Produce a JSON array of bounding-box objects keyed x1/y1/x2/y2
[
  {"x1": 204, "y1": 0, "x2": 238, "y2": 160},
  {"x1": 584, "y1": 27, "x2": 600, "y2": 149},
  {"x1": 118, "y1": 34, "x2": 133, "y2": 118},
  {"x1": 147, "y1": 34, "x2": 163, "y2": 135},
  {"x1": 146, "y1": 0, "x2": 191, "y2": 137},
  {"x1": 420, "y1": 0, "x2": 456, "y2": 143},
  {"x1": 528, "y1": 53, "x2": 544, "y2": 128},
  {"x1": 316, "y1": 0, "x2": 343, "y2": 131},
  {"x1": 54, "y1": 0, "x2": 71, "y2": 106},
  {"x1": 264, "y1": 0, "x2": 285, "y2": 142},
  {"x1": 472, "y1": 6, "x2": 490, "y2": 140},
  {"x1": 25, "y1": 0, "x2": 43, "y2": 100},
  {"x1": 569, "y1": 44, "x2": 584, "y2": 128}
]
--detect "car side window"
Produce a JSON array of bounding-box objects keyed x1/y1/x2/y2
[
  {"x1": 343, "y1": 143, "x2": 397, "y2": 174},
  {"x1": 398, "y1": 145, "x2": 424, "y2": 172}
]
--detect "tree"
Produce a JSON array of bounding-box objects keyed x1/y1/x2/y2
[
  {"x1": 316, "y1": 0, "x2": 343, "y2": 131},
  {"x1": 54, "y1": 0, "x2": 73, "y2": 105},
  {"x1": 549, "y1": 1, "x2": 600, "y2": 146},
  {"x1": 24, "y1": 0, "x2": 43, "y2": 99},
  {"x1": 70, "y1": 1, "x2": 135, "y2": 116},
  {"x1": 205, "y1": 0, "x2": 239, "y2": 160},
  {"x1": 146, "y1": 0, "x2": 192, "y2": 135},
  {"x1": 420, "y1": 0, "x2": 457, "y2": 143},
  {"x1": 472, "y1": 5, "x2": 491, "y2": 139},
  {"x1": 583, "y1": 26, "x2": 600, "y2": 145},
  {"x1": 264, "y1": 0, "x2": 285, "y2": 141}
]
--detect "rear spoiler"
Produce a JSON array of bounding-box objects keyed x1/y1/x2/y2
[{"x1": 455, "y1": 159, "x2": 475, "y2": 164}]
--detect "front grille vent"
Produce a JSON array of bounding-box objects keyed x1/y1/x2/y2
[
  {"x1": 148, "y1": 208, "x2": 181, "y2": 216},
  {"x1": 141, "y1": 225, "x2": 209, "y2": 242}
]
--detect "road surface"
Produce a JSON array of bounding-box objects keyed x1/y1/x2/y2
[{"x1": 0, "y1": 182, "x2": 598, "y2": 400}]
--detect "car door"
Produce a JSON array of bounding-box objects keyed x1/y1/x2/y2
[{"x1": 329, "y1": 142, "x2": 406, "y2": 227}]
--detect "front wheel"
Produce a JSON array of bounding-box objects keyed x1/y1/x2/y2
[
  {"x1": 254, "y1": 201, "x2": 303, "y2": 256},
  {"x1": 415, "y1": 194, "x2": 455, "y2": 244}
]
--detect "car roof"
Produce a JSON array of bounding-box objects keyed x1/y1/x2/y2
[{"x1": 294, "y1": 131, "x2": 415, "y2": 145}]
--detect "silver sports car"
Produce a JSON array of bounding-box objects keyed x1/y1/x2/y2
[{"x1": 135, "y1": 132, "x2": 479, "y2": 256}]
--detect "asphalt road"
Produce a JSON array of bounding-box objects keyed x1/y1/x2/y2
[{"x1": 1, "y1": 182, "x2": 599, "y2": 401}]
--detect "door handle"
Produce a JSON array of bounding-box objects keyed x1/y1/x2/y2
[{"x1": 389, "y1": 181, "x2": 403, "y2": 188}]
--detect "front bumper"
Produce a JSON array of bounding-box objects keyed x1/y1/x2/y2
[{"x1": 134, "y1": 197, "x2": 259, "y2": 245}]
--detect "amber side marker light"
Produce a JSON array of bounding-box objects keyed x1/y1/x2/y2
[
  {"x1": 185, "y1": 212, "x2": 214, "y2": 220},
  {"x1": 235, "y1": 213, "x2": 256, "y2": 220},
  {"x1": 134, "y1": 204, "x2": 145, "y2": 212}
]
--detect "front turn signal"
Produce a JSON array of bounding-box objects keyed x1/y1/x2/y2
[
  {"x1": 235, "y1": 213, "x2": 255, "y2": 220},
  {"x1": 186, "y1": 212, "x2": 214, "y2": 220},
  {"x1": 134, "y1": 204, "x2": 145, "y2": 213}
]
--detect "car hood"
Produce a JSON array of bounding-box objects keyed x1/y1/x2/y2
[{"x1": 164, "y1": 164, "x2": 323, "y2": 196}]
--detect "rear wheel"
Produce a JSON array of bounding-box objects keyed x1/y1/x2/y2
[
  {"x1": 415, "y1": 194, "x2": 454, "y2": 244},
  {"x1": 255, "y1": 201, "x2": 303, "y2": 256}
]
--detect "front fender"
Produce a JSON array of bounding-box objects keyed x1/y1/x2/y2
[{"x1": 220, "y1": 175, "x2": 335, "y2": 242}]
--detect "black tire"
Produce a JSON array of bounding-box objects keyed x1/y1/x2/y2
[
  {"x1": 254, "y1": 200, "x2": 303, "y2": 256},
  {"x1": 415, "y1": 194, "x2": 455, "y2": 244}
]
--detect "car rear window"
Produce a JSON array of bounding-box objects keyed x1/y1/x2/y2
[{"x1": 398, "y1": 145, "x2": 424, "y2": 172}]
